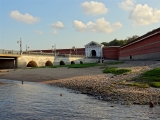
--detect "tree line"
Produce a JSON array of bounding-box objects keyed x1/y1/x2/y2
[{"x1": 101, "y1": 35, "x2": 139, "y2": 46}]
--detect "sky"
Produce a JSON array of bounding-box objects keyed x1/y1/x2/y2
[{"x1": 0, "y1": 0, "x2": 160, "y2": 51}]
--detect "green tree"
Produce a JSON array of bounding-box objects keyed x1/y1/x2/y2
[
  {"x1": 101, "y1": 35, "x2": 139, "y2": 47},
  {"x1": 126, "y1": 35, "x2": 139, "y2": 43},
  {"x1": 101, "y1": 42, "x2": 109, "y2": 46}
]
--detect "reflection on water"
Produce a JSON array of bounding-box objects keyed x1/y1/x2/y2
[{"x1": 0, "y1": 79, "x2": 160, "y2": 120}]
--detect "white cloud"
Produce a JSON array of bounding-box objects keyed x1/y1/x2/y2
[
  {"x1": 129, "y1": 4, "x2": 160, "y2": 26},
  {"x1": 73, "y1": 18, "x2": 122, "y2": 33},
  {"x1": 81, "y1": 1, "x2": 108, "y2": 15},
  {"x1": 50, "y1": 21, "x2": 65, "y2": 29},
  {"x1": 87, "y1": 18, "x2": 123, "y2": 33},
  {"x1": 34, "y1": 30, "x2": 43, "y2": 35},
  {"x1": 119, "y1": 0, "x2": 135, "y2": 11},
  {"x1": 9, "y1": 10, "x2": 39, "y2": 24},
  {"x1": 73, "y1": 20, "x2": 87, "y2": 32},
  {"x1": 52, "y1": 30, "x2": 57, "y2": 35}
]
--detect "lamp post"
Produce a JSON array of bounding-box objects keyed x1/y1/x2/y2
[
  {"x1": 26, "y1": 45, "x2": 29, "y2": 51},
  {"x1": 52, "y1": 44, "x2": 56, "y2": 56},
  {"x1": 52, "y1": 45, "x2": 54, "y2": 54},
  {"x1": 26, "y1": 45, "x2": 29, "y2": 54},
  {"x1": 76, "y1": 47, "x2": 77, "y2": 57},
  {"x1": 17, "y1": 38, "x2": 22, "y2": 55}
]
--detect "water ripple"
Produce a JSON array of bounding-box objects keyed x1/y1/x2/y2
[{"x1": 0, "y1": 79, "x2": 160, "y2": 120}]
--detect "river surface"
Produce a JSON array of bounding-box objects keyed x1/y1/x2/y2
[{"x1": 0, "y1": 79, "x2": 160, "y2": 120}]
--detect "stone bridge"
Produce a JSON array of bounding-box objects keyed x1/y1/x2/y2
[{"x1": 0, "y1": 49, "x2": 98, "y2": 69}]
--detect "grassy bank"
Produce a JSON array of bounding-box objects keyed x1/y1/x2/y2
[{"x1": 130, "y1": 67, "x2": 160, "y2": 88}]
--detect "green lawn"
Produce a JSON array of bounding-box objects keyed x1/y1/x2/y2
[
  {"x1": 125, "y1": 83, "x2": 150, "y2": 88},
  {"x1": 32, "y1": 63, "x2": 98, "y2": 69},
  {"x1": 103, "y1": 67, "x2": 131, "y2": 75},
  {"x1": 68, "y1": 63, "x2": 98, "y2": 68}
]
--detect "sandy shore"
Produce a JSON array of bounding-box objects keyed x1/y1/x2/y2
[
  {"x1": 0, "y1": 61, "x2": 160, "y2": 105},
  {"x1": 0, "y1": 66, "x2": 107, "y2": 82}
]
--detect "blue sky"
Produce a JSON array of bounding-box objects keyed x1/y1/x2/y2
[{"x1": 0, "y1": 0, "x2": 160, "y2": 51}]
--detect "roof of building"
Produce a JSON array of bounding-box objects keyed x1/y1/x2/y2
[
  {"x1": 85, "y1": 41, "x2": 104, "y2": 47},
  {"x1": 103, "y1": 46, "x2": 120, "y2": 48},
  {"x1": 121, "y1": 27, "x2": 160, "y2": 48}
]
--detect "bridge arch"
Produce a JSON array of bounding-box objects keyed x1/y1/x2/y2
[
  {"x1": 27, "y1": 61, "x2": 38, "y2": 67},
  {"x1": 45, "y1": 60, "x2": 53, "y2": 66},
  {"x1": 80, "y1": 61, "x2": 83, "y2": 64},
  {"x1": 60, "y1": 61, "x2": 65, "y2": 65},
  {"x1": 71, "y1": 61, "x2": 75, "y2": 64}
]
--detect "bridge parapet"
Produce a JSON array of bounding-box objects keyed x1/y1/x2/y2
[
  {"x1": 0, "y1": 49, "x2": 86, "y2": 58},
  {"x1": 0, "y1": 49, "x2": 20, "y2": 55},
  {"x1": 23, "y1": 52, "x2": 54, "y2": 56}
]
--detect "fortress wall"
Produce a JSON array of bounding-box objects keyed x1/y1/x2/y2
[{"x1": 119, "y1": 33, "x2": 160, "y2": 60}]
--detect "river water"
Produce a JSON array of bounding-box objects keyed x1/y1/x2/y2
[{"x1": 0, "y1": 79, "x2": 159, "y2": 120}]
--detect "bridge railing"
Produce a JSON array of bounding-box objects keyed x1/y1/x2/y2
[
  {"x1": 56, "y1": 54, "x2": 85, "y2": 57},
  {"x1": 23, "y1": 52, "x2": 55, "y2": 56},
  {"x1": 0, "y1": 49, "x2": 86, "y2": 57},
  {"x1": 0, "y1": 49, "x2": 20, "y2": 55}
]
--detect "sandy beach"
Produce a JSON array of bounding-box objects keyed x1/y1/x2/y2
[{"x1": 0, "y1": 61, "x2": 160, "y2": 105}]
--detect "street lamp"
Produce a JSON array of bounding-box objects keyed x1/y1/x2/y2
[
  {"x1": 26, "y1": 45, "x2": 29, "y2": 54},
  {"x1": 52, "y1": 45, "x2": 54, "y2": 54},
  {"x1": 17, "y1": 38, "x2": 22, "y2": 55},
  {"x1": 52, "y1": 44, "x2": 56, "y2": 56}
]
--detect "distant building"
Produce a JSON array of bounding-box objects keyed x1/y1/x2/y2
[{"x1": 85, "y1": 41, "x2": 104, "y2": 58}]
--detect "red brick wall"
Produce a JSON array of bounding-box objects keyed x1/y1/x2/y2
[
  {"x1": 120, "y1": 33, "x2": 160, "y2": 58},
  {"x1": 103, "y1": 47, "x2": 120, "y2": 60}
]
